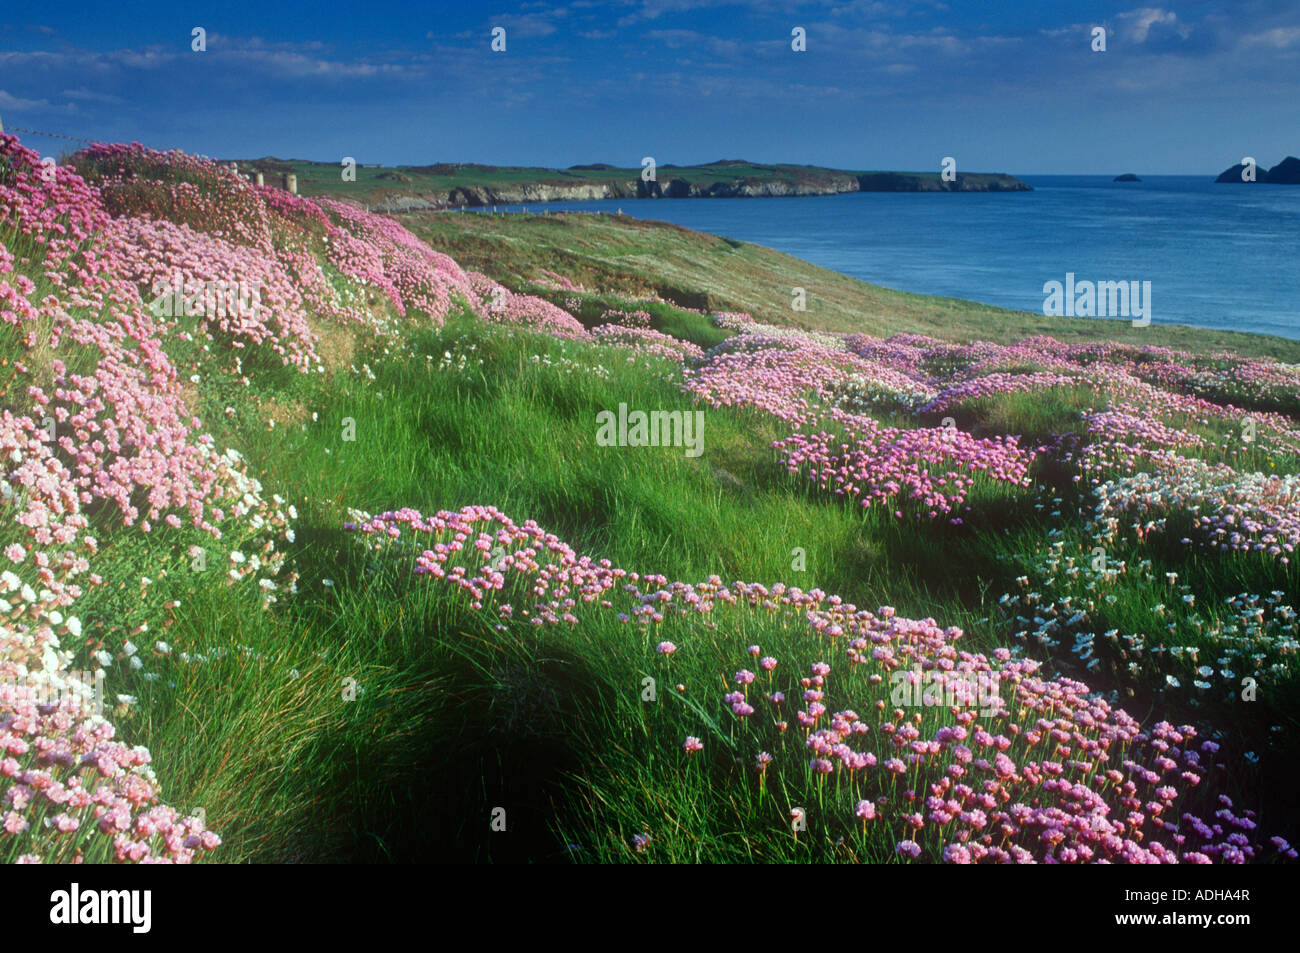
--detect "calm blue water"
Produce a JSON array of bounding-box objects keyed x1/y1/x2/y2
[{"x1": 467, "y1": 175, "x2": 1300, "y2": 341}]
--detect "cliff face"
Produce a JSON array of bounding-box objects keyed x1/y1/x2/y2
[
  {"x1": 366, "y1": 171, "x2": 1031, "y2": 211},
  {"x1": 372, "y1": 181, "x2": 636, "y2": 211},
  {"x1": 663, "y1": 174, "x2": 864, "y2": 197},
  {"x1": 855, "y1": 172, "x2": 1030, "y2": 192},
  {"x1": 449, "y1": 182, "x2": 634, "y2": 204}
]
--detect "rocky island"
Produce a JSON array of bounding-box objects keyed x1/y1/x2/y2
[
  {"x1": 1215, "y1": 155, "x2": 1300, "y2": 183},
  {"x1": 1113, "y1": 173, "x2": 1141, "y2": 182}
]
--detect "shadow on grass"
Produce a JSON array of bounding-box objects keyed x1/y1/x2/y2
[{"x1": 278, "y1": 524, "x2": 612, "y2": 863}]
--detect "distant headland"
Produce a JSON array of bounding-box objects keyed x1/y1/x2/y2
[{"x1": 221, "y1": 157, "x2": 1032, "y2": 211}]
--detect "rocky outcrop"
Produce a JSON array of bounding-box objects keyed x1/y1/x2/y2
[
  {"x1": 435, "y1": 182, "x2": 638, "y2": 208},
  {"x1": 1113, "y1": 173, "x2": 1141, "y2": 182},
  {"x1": 855, "y1": 172, "x2": 1030, "y2": 192},
  {"x1": 364, "y1": 169, "x2": 1032, "y2": 211},
  {"x1": 657, "y1": 175, "x2": 864, "y2": 197},
  {"x1": 1215, "y1": 156, "x2": 1300, "y2": 183},
  {"x1": 1265, "y1": 156, "x2": 1300, "y2": 184},
  {"x1": 1217, "y1": 162, "x2": 1258, "y2": 183},
  {"x1": 370, "y1": 195, "x2": 443, "y2": 212}
]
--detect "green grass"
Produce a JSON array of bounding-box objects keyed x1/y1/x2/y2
[
  {"x1": 401, "y1": 211, "x2": 1300, "y2": 363},
  {"x1": 69, "y1": 304, "x2": 1292, "y2": 863},
  {"x1": 69, "y1": 314, "x2": 1029, "y2": 861},
  {"x1": 9, "y1": 195, "x2": 1296, "y2": 863}
]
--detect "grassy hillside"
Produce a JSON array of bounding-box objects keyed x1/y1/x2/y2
[
  {"x1": 2, "y1": 134, "x2": 1298, "y2": 865},
  {"x1": 405, "y1": 210, "x2": 1300, "y2": 362}
]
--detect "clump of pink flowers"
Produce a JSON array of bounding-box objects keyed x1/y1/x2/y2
[
  {"x1": 591, "y1": 323, "x2": 704, "y2": 362},
  {"x1": 347, "y1": 502, "x2": 1293, "y2": 864}
]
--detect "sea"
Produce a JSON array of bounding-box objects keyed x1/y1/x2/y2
[{"x1": 469, "y1": 175, "x2": 1300, "y2": 342}]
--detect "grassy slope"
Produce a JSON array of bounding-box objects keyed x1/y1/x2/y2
[
  {"x1": 121, "y1": 311, "x2": 1295, "y2": 864},
  {"x1": 403, "y1": 210, "x2": 1300, "y2": 362},
  {"x1": 110, "y1": 317, "x2": 1054, "y2": 863},
  {"x1": 101, "y1": 221, "x2": 1294, "y2": 865},
  {"x1": 11, "y1": 170, "x2": 1294, "y2": 864}
]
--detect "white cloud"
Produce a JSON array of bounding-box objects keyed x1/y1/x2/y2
[
  {"x1": 0, "y1": 89, "x2": 51, "y2": 110},
  {"x1": 1117, "y1": 8, "x2": 1190, "y2": 44},
  {"x1": 1239, "y1": 26, "x2": 1300, "y2": 49},
  {"x1": 647, "y1": 29, "x2": 741, "y2": 56},
  {"x1": 60, "y1": 87, "x2": 124, "y2": 104}
]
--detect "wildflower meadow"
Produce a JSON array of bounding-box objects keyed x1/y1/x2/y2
[{"x1": 2, "y1": 131, "x2": 1297, "y2": 867}]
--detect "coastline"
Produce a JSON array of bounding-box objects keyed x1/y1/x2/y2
[
  {"x1": 241, "y1": 157, "x2": 1033, "y2": 211},
  {"x1": 402, "y1": 208, "x2": 1300, "y2": 362}
]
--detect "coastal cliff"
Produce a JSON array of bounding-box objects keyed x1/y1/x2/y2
[
  {"x1": 367, "y1": 170, "x2": 1031, "y2": 211},
  {"x1": 230, "y1": 156, "x2": 1032, "y2": 210}
]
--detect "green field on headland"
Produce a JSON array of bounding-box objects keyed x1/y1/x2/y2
[{"x1": 227, "y1": 156, "x2": 1031, "y2": 208}]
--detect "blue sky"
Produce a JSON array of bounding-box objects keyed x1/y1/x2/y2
[{"x1": 1, "y1": 1, "x2": 1298, "y2": 173}]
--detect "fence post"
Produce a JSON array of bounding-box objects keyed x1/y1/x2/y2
[
  {"x1": 255, "y1": 172, "x2": 264, "y2": 187},
  {"x1": 285, "y1": 173, "x2": 298, "y2": 195}
]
